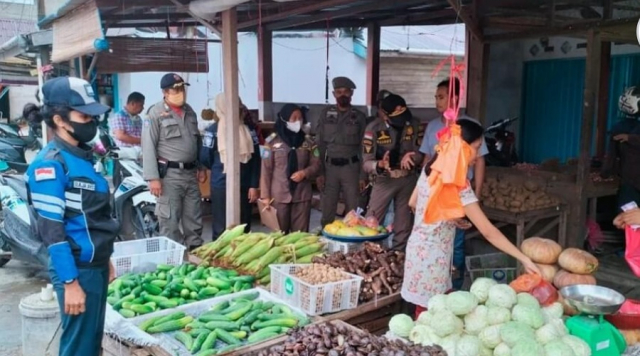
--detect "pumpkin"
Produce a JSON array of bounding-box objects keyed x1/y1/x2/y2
[
  {"x1": 521, "y1": 237, "x2": 562, "y2": 264},
  {"x1": 557, "y1": 294, "x2": 579, "y2": 316},
  {"x1": 535, "y1": 263, "x2": 558, "y2": 283},
  {"x1": 553, "y1": 269, "x2": 596, "y2": 289},
  {"x1": 558, "y1": 248, "x2": 599, "y2": 274}
]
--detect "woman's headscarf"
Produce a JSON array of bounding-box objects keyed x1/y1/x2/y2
[
  {"x1": 276, "y1": 104, "x2": 305, "y2": 193},
  {"x1": 215, "y1": 93, "x2": 255, "y2": 173}
]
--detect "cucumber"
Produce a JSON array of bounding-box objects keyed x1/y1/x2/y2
[
  {"x1": 147, "y1": 316, "x2": 194, "y2": 334},
  {"x1": 229, "y1": 330, "x2": 247, "y2": 339},
  {"x1": 188, "y1": 328, "x2": 211, "y2": 337},
  {"x1": 107, "y1": 296, "x2": 118, "y2": 305},
  {"x1": 142, "y1": 294, "x2": 169, "y2": 304},
  {"x1": 231, "y1": 275, "x2": 255, "y2": 283},
  {"x1": 112, "y1": 294, "x2": 135, "y2": 311},
  {"x1": 218, "y1": 300, "x2": 250, "y2": 315},
  {"x1": 200, "y1": 330, "x2": 218, "y2": 351},
  {"x1": 158, "y1": 300, "x2": 178, "y2": 309},
  {"x1": 143, "y1": 301, "x2": 157, "y2": 310},
  {"x1": 232, "y1": 280, "x2": 243, "y2": 293},
  {"x1": 190, "y1": 332, "x2": 207, "y2": 353},
  {"x1": 224, "y1": 301, "x2": 252, "y2": 321},
  {"x1": 247, "y1": 331, "x2": 280, "y2": 344},
  {"x1": 210, "y1": 300, "x2": 229, "y2": 313},
  {"x1": 240, "y1": 282, "x2": 252, "y2": 291},
  {"x1": 214, "y1": 328, "x2": 241, "y2": 345},
  {"x1": 186, "y1": 321, "x2": 207, "y2": 330},
  {"x1": 153, "y1": 311, "x2": 186, "y2": 327},
  {"x1": 225, "y1": 269, "x2": 239, "y2": 277},
  {"x1": 215, "y1": 290, "x2": 232, "y2": 297},
  {"x1": 257, "y1": 313, "x2": 289, "y2": 321},
  {"x1": 198, "y1": 313, "x2": 231, "y2": 323},
  {"x1": 241, "y1": 309, "x2": 262, "y2": 325},
  {"x1": 142, "y1": 283, "x2": 163, "y2": 296},
  {"x1": 129, "y1": 304, "x2": 154, "y2": 315},
  {"x1": 184, "y1": 277, "x2": 199, "y2": 292},
  {"x1": 232, "y1": 291, "x2": 259, "y2": 303},
  {"x1": 118, "y1": 309, "x2": 136, "y2": 318},
  {"x1": 212, "y1": 344, "x2": 239, "y2": 354},
  {"x1": 206, "y1": 277, "x2": 232, "y2": 290},
  {"x1": 261, "y1": 301, "x2": 274, "y2": 311},
  {"x1": 174, "y1": 331, "x2": 194, "y2": 350},
  {"x1": 193, "y1": 350, "x2": 217, "y2": 356},
  {"x1": 130, "y1": 286, "x2": 143, "y2": 297},
  {"x1": 150, "y1": 279, "x2": 168, "y2": 288},
  {"x1": 121, "y1": 302, "x2": 133, "y2": 310},
  {"x1": 248, "y1": 326, "x2": 281, "y2": 337},
  {"x1": 204, "y1": 320, "x2": 240, "y2": 331},
  {"x1": 251, "y1": 318, "x2": 299, "y2": 330},
  {"x1": 197, "y1": 287, "x2": 220, "y2": 300}
]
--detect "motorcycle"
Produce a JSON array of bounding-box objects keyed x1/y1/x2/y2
[
  {"x1": 95, "y1": 133, "x2": 159, "y2": 241},
  {"x1": 484, "y1": 117, "x2": 519, "y2": 167}
]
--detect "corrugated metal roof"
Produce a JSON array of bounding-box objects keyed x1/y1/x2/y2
[
  {"x1": 0, "y1": 19, "x2": 35, "y2": 47},
  {"x1": 371, "y1": 24, "x2": 466, "y2": 56}
]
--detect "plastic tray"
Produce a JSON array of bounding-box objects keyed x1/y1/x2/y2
[
  {"x1": 321, "y1": 230, "x2": 390, "y2": 243},
  {"x1": 131, "y1": 288, "x2": 307, "y2": 356},
  {"x1": 110, "y1": 237, "x2": 186, "y2": 277},
  {"x1": 321, "y1": 236, "x2": 393, "y2": 254},
  {"x1": 269, "y1": 264, "x2": 363, "y2": 316}
]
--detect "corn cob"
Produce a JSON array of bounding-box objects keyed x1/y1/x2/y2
[
  {"x1": 293, "y1": 235, "x2": 320, "y2": 249},
  {"x1": 295, "y1": 242, "x2": 324, "y2": 258},
  {"x1": 250, "y1": 245, "x2": 292, "y2": 274},
  {"x1": 230, "y1": 234, "x2": 263, "y2": 259},
  {"x1": 234, "y1": 238, "x2": 274, "y2": 267},
  {"x1": 274, "y1": 231, "x2": 310, "y2": 246}
]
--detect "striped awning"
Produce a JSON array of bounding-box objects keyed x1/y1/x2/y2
[{"x1": 51, "y1": 0, "x2": 104, "y2": 63}]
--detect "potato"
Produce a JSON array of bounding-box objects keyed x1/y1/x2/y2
[
  {"x1": 524, "y1": 181, "x2": 539, "y2": 192},
  {"x1": 511, "y1": 200, "x2": 522, "y2": 208}
]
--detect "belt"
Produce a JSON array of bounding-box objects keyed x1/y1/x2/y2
[
  {"x1": 387, "y1": 169, "x2": 410, "y2": 178},
  {"x1": 164, "y1": 160, "x2": 197, "y2": 170},
  {"x1": 326, "y1": 155, "x2": 359, "y2": 167}
]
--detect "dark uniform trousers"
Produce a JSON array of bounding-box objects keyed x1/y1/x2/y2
[
  {"x1": 156, "y1": 168, "x2": 203, "y2": 247},
  {"x1": 211, "y1": 186, "x2": 252, "y2": 240},
  {"x1": 320, "y1": 159, "x2": 361, "y2": 227},
  {"x1": 273, "y1": 201, "x2": 311, "y2": 233}
]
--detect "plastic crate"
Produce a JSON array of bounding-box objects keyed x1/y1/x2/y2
[
  {"x1": 269, "y1": 264, "x2": 363, "y2": 316},
  {"x1": 110, "y1": 237, "x2": 185, "y2": 277},
  {"x1": 321, "y1": 235, "x2": 393, "y2": 254},
  {"x1": 466, "y1": 252, "x2": 517, "y2": 284}
]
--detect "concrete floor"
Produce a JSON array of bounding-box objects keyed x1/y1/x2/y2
[{"x1": 0, "y1": 209, "x2": 322, "y2": 355}]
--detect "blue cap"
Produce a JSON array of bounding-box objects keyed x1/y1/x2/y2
[
  {"x1": 42, "y1": 77, "x2": 110, "y2": 116},
  {"x1": 160, "y1": 73, "x2": 190, "y2": 90}
]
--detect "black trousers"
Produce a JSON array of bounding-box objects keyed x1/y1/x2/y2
[{"x1": 210, "y1": 186, "x2": 252, "y2": 240}]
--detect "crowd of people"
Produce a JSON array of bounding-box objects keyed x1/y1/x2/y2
[{"x1": 20, "y1": 72, "x2": 640, "y2": 356}]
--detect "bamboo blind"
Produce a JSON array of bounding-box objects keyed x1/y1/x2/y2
[
  {"x1": 96, "y1": 37, "x2": 209, "y2": 74},
  {"x1": 51, "y1": 0, "x2": 104, "y2": 63}
]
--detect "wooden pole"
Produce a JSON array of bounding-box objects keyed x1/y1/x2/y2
[
  {"x1": 258, "y1": 28, "x2": 273, "y2": 122},
  {"x1": 596, "y1": 42, "x2": 611, "y2": 158},
  {"x1": 465, "y1": 29, "x2": 490, "y2": 123},
  {"x1": 365, "y1": 23, "x2": 380, "y2": 116},
  {"x1": 222, "y1": 8, "x2": 241, "y2": 227}
]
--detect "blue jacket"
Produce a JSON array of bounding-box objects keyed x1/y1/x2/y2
[
  {"x1": 26, "y1": 137, "x2": 120, "y2": 282},
  {"x1": 198, "y1": 122, "x2": 261, "y2": 189}
]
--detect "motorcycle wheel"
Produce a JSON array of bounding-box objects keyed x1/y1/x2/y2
[{"x1": 133, "y1": 203, "x2": 159, "y2": 239}]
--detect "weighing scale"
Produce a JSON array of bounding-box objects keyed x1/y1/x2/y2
[{"x1": 561, "y1": 285, "x2": 627, "y2": 356}]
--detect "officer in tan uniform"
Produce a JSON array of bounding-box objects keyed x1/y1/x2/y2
[
  {"x1": 362, "y1": 93, "x2": 425, "y2": 249},
  {"x1": 142, "y1": 73, "x2": 205, "y2": 250},
  {"x1": 260, "y1": 104, "x2": 321, "y2": 233},
  {"x1": 316, "y1": 77, "x2": 367, "y2": 227}
]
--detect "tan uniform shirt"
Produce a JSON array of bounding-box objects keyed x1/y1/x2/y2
[
  {"x1": 141, "y1": 100, "x2": 200, "y2": 180},
  {"x1": 260, "y1": 134, "x2": 321, "y2": 204},
  {"x1": 362, "y1": 117, "x2": 426, "y2": 176},
  {"x1": 315, "y1": 106, "x2": 367, "y2": 165}
]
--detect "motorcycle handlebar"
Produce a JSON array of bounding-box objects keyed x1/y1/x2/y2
[{"x1": 485, "y1": 117, "x2": 518, "y2": 133}]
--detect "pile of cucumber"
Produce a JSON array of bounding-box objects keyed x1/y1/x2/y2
[
  {"x1": 138, "y1": 291, "x2": 309, "y2": 356},
  {"x1": 108, "y1": 263, "x2": 254, "y2": 318}
]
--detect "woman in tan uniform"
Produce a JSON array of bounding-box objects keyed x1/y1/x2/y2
[{"x1": 260, "y1": 104, "x2": 321, "y2": 233}]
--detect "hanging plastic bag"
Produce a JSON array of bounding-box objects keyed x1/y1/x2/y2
[{"x1": 625, "y1": 225, "x2": 640, "y2": 277}]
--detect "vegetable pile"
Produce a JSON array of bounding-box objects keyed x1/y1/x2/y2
[
  {"x1": 388, "y1": 278, "x2": 592, "y2": 356},
  {"x1": 293, "y1": 264, "x2": 351, "y2": 285},
  {"x1": 108, "y1": 264, "x2": 254, "y2": 318},
  {"x1": 521, "y1": 237, "x2": 598, "y2": 300},
  {"x1": 253, "y1": 321, "x2": 447, "y2": 356},
  {"x1": 312, "y1": 242, "x2": 404, "y2": 303},
  {"x1": 192, "y1": 225, "x2": 325, "y2": 285},
  {"x1": 480, "y1": 178, "x2": 561, "y2": 212},
  {"x1": 139, "y1": 291, "x2": 310, "y2": 356},
  {"x1": 323, "y1": 210, "x2": 388, "y2": 237}
]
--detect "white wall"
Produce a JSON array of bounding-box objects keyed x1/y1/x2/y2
[
  {"x1": 8, "y1": 84, "x2": 37, "y2": 119},
  {"x1": 117, "y1": 34, "x2": 365, "y2": 128}
]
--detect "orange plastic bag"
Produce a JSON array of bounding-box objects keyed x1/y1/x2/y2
[
  {"x1": 509, "y1": 273, "x2": 542, "y2": 293},
  {"x1": 510, "y1": 273, "x2": 558, "y2": 306}
]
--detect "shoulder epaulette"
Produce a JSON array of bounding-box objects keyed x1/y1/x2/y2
[{"x1": 265, "y1": 132, "x2": 277, "y2": 144}]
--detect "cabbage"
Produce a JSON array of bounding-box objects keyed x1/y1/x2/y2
[
  {"x1": 439, "y1": 333, "x2": 461, "y2": 356},
  {"x1": 409, "y1": 324, "x2": 441, "y2": 346},
  {"x1": 428, "y1": 294, "x2": 448, "y2": 313},
  {"x1": 494, "y1": 343, "x2": 512, "y2": 356},
  {"x1": 456, "y1": 334, "x2": 481, "y2": 356},
  {"x1": 479, "y1": 346, "x2": 493, "y2": 356},
  {"x1": 500, "y1": 321, "x2": 535, "y2": 347},
  {"x1": 511, "y1": 339, "x2": 545, "y2": 356},
  {"x1": 416, "y1": 309, "x2": 433, "y2": 325},
  {"x1": 562, "y1": 335, "x2": 592, "y2": 356},
  {"x1": 446, "y1": 291, "x2": 478, "y2": 316},
  {"x1": 535, "y1": 319, "x2": 567, "y2": 344},
  {"x1": 389, "y1": 314, "x2": 414, "y2": 337},
  {"x1": 544, "y1": 340, "x2": 577, "y2": 356},
  {"x1": 511, "y1": 304, "x2": 545, "y2": 329},
  {"x1": 464, "y1": 305, "x2": 488, "y2": 335},
  {"x1": 542, "y1": 303, "x2": 564, "y2": 323},
  {"x1": 429, "y1": 309, "x2": 463, "y2": 337},
  {"x1": 487, "y1": 284, "x2": 517, "y2": 309},
  {"x1": 470, "y1": 277, "x2": 497, "y2": 303},
  {"x1": 478, "y1": 323, "x2": 503, "y2": 349},
  {"x1": 517, "y1": 293, "x2": 541, "y2": 309},
  {"x1": 487, "y1": 306, "x2": 511, "y2": 325}
]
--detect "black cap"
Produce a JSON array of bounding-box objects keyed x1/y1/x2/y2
[
  {"x1": 42, "y1": 77, "x2": 110, "y2": 116},
  {"x1": 381, "y1": 94, "x2": 412, "y2": 121},
  {"x1": 160, "y1": 73, "x2": 190, "y2": 90}
]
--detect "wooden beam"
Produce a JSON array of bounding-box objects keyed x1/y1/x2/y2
[
  {"x1": 257, "y1": 28, "x2": 273, "y2": 122},
  {"x1": 484, "y1": 16, "x2": 636, "y2": 42},
  {"x1": 465, "y1": 30, "x2": 490, "y2": 123},
  {"x1": 379, "y1": 8, "x2": 455, "y2": 26},
  {"x1": 101, "y1": 13, "x2": 193, "y2": 21},
  {"x1": 168, "y1": 0, "x2": 222, "y2": 36},
  {"x1": 447, "y1": 0, "x2": 484, "y2": 42},
  {"x1": 575, "y1": 29, "x2": 602, "y2": 248},
  {"x1": 222, "y1": 7, "x2": 241, "y2": 227},
  {"x1": 596, "y1": 41, "x2": 611, "y2": 158},
  {"x1": 265, "y1": 0, "x2": 426, "y2": 31},
  {"x1": 238, "y1": 0, "x2": 355, "y2": 30},
  {"x1": 365, "y1": 23, "x2": 380, "y2": 115}
]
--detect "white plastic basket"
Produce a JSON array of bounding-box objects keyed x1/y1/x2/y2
[
  {"x1": 269, "y1": 264, "x2": 363, "y2": 316},
  {"x1": 110, "y1": 237, "x2": 185, "y2": 277},
  {"x1": 321, "y1": 235, "x2": 393, "y2": 254}
]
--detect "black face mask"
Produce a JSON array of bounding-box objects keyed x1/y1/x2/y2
[
  {"x1": 337, "y1": 96, "x2": 351, "y2": 107},
  {"x1": 67, "y1": 120, "x2": 97, "y2": 143},
  {"x1": 389, "y1": 117, "x2": 405, "y2": 129}
]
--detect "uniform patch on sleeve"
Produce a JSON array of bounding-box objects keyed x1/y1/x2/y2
[
  {"x1": 143, "y1": 119, "x2": 151, "y2": 127},
  {"x1": 363, "y1": 137, "x2": 374, "y2": 154},
  {"x1": 311, "y1": 145, "x2": 320, "y2": 157},
  {"x1": 364, "y1": 131, "x2": 374, "y2": 141},
  {"x1": 203, "y1": 132, "x2": 214, "y2": 148},
  {"x1": 35, "y1": 167, "x2": 56, "y2": 181},
  {"x1": 261, "y1": 146, "x2": 271, "y2": 159}
]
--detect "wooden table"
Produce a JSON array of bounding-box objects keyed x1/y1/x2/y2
[{"x1": 467, "y1": 205, "x2": 568, "y2": 247}]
